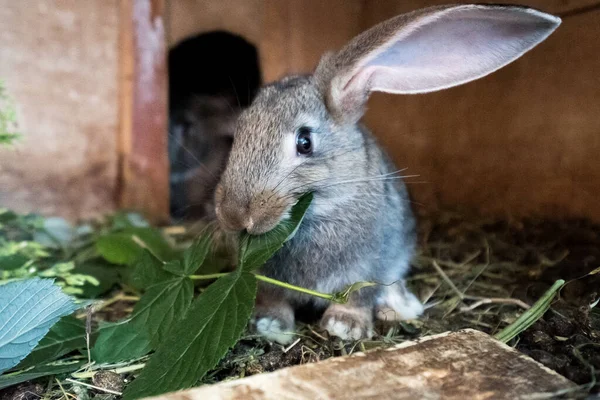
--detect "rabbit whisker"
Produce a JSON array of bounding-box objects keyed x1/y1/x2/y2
[{"x1": 168, "y1": 128, "x2": 218, "y2": 180}]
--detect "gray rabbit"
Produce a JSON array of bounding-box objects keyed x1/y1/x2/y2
[{"x1": 214, "y1": 4, "x2": 561, "y2": 343}]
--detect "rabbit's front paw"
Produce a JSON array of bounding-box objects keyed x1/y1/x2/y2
[
  {"x1": 251, "y1": 300, "x2": 295, "y2": 345},
  {"x1": 254, "y1": 316, "x2": 295, "y2": 345},
  {"x1": 375, "y1": 282, "x2": 424, "y2": 322},
  {"x1": 320, "y1": 304, "x2": 373, "y2": 341}
]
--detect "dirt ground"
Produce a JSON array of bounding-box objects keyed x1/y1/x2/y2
[
  {"x1": 205, "y1": 211, "x2": 600, "y2": 396},
  {"x1": 2, "y1": 210, "x2": 598, "y2": 399}
]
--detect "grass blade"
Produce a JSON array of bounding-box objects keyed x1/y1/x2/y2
[{"x1": 494, "y1": 279, "x2": 565, "y2": 343}]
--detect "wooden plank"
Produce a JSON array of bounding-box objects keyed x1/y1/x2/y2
[
  {"x1": 259, "y1": 1, "x2": 600, "y2": 222},
  {"x1": 260, "y1": 0, "x2": 290, "y2": 82},
  {"x1": 118, "y1": 0, "x2": 170, "y2": 224},
  {"x1": 167, "y1": 0, "x2": 263, "y2": 47},
  {"x1": 360, "y1": 0, "x2": 600, "y2": 28},
  {"x1": 361, "y1": 8, "x2": 600, "y2": 222},
  {"x1": 0, "y1": 0, "x2": 119, "y2": 221},
  {"x1": 144, "y1": 329, "x2": 576, "y2": 400},
  {"x1": 261, "y1": 0, "x2": 364, "y2": 81}
]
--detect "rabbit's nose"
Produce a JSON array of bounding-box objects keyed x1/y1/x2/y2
[
  {"x1": 215, "y1": 201, "x2": 250, "y2": 233},
  {"x1": 214, "y1": 186, "x2": 251, "y2": 232}
]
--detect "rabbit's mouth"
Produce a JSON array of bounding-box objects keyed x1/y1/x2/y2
[
  {"x1": 243, "y1": 200, "x2": 292, "y2": 236},
  {"x1": 214, "y1": 184, "x2": 293, "y2": 236}
]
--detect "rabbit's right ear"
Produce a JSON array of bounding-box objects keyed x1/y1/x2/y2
[{"x1": 314, "y1": 4, "x2": 561, "y2": 123}]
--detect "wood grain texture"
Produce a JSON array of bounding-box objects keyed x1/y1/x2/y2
[
  {"x1": 145, "y1": 329, "x2": 575, "y2": 400},
  {"x1": 361, "y1": 6, "x2": 600, "y2": 221},
  {"x1": 262, "y1": 0, "x2": 600, "y2": 222},
  {"x1": 167, "y1": 0, "x2": 263, "y2": 47},
  {"x1": 118, "y1": 0, "x2": 170, "y2": 224},
  {"x1": 261, "y1": 0, "x2": 364, "y2": 81},
  {"x1": 0, "y1": 0, "x2": 119, "y2": 221},
  {"x1": 0, "y1": 0, "x2": 597, "y2": 223}
]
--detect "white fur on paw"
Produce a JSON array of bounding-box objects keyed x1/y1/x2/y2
[
  {"x1": 324, "y1": 319, "x2": 364, "y2": 340},
  {"x1": 376, "y1": 285, "x2": 424, "y2": 321},
  {"x1": 256, "y1": 317, "x2": 295, "y2": 345},
  {"x1": 321, "y1": 310, "x2": 373, "y2": 341}
]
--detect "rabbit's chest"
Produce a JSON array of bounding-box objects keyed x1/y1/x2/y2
[{"x1": 261, "y1": 217, "x2": 380, "y2": 290}]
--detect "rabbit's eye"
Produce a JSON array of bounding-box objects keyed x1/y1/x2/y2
[{"x1": 296, "y1": 127, "x2": 313, "y2": 155}]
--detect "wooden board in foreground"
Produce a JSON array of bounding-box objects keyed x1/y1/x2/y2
[{"x1": 144, "y1": 329, "x2": 575, "y2": 400}]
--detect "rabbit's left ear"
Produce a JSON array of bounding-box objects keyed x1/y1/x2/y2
[{"x1": 314, "y1": 4, "x2": 561, "y2": 123}]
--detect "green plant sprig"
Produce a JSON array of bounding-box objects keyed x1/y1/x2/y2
[
  {"x1": 190, "y1": 271, "x2": 362, "y2": 303},
  {"x1": 2, "y1": 193, "x2": 375, "y2": 399}
]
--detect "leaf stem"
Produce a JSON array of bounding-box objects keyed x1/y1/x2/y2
[
  {"x1": 189, "y1": 273, "x2": 230, "y2": 280},
  {"x1": 253, "y1": 274, "x2": 336, "y2": 302},
  {"x1": 93, "y1": 293, "x2": 140, "y2": 313},
  {"x1": 72, "y1": 363, "x2": 146, "y2": 379},
  {"x1": 189, "y1": 272, "x2": 338, "y2": 302}
]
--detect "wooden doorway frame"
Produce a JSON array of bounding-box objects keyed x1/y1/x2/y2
[{"x1": 118, "y1": 0, "x2": 170, "y2": 224}]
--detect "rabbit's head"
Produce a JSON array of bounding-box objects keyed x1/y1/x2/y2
[{"x1": 215, "y1": 4, "x2": 560, "y2": 234}]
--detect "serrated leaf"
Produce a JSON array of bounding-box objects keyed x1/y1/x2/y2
[
  {"x1": 96, "y1": 227, "x2": 175, "y2": 266},
  {"x1": 14, "y1": 315, "x2": 86, "y2": 370},
  {"x1": 161, "y1": 260, "x2": 185, "y2": 276},
  {"x1": 162, "y1": 231, "x2": 212, "y2": 277},
  {"x1": 122, "y1": 271, "x2": 257, "y2": 400},
  {"x1": 0, "y1": 361, "x2": 84, "y2": 390},
  {"x1": 240, "y1": 192, "x2": 313, "y2": 271},
  {"x1": 91, "y1": 324, "x2": 153, "y2": 364},
  {"x1": 0, "y1": 278, "x2": 80, "y2": 374},
  {"x1": 91, "y1": 277, "x2": 193, "y2": 363},
  {"x1": 129, "y1": 250, "x2": 175, "y2": 290},
  {"x1": 182, "y1": 231, "x2": 213, "y2": 275}
]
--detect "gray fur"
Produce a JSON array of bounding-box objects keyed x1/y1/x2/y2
[
  {"x1": 215, "y1": 76, "x2": 420, "y2": 342},
  {"x1": 214, "y1": 4, "x2": 560, "y2": 343}
]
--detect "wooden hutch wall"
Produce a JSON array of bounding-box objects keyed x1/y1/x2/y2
[
  {"x1": 0, "y1": 0, "x2": 120, "y2": 221},
  {"x1": 0, "y1": 0, "x2": 598, "y2": 223}
]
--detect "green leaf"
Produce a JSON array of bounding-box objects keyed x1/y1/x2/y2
[
  {"x1": 73, "y1": 261, "x2": 122, "y2": 298},
  {"x1": 161, "y1": 260, "x2": 185, "y2": 276},
  {"x1": 183, "y1": 231, "x2": 213, "y2": 274},
  {"x1": 0, "y1": 209, "x2": 18, "y2": 224},
  {"x1": 91, "y1": 324, "x2": 153, "y2": 364},
  {"x1": 0, "y1": 253, "x2": 30, "y2": 270},
  {"x1": 96, "y1": 227, "x2": 175, "y2": 266},
  {"x1": 0, "y1": 278, "x2": 80, "y2": 374},
  {"x1": 0, "y1": 361, "x2": 84, "y2": 390},
  {"x1": 91, "y1": 277, "x2": 193, "y2": 363},
  {"x1": 96, "y1": 233, "x2": 143, "y2": 265},
  {"x1": 239, "y1": 192, "x2": 313, "y2": 271},
  {"x1": 15, "y1": 316, "x2": 86, "y2": 370},
  {"x1": 163, "y1": 231, "x2": 213, "y2": 276},
  {"x1": 129, "y1": 250, "x2": 174, "y2": 290},
  {"x1": 122, "y1": 271, "x2": 257, "y2": 400}
]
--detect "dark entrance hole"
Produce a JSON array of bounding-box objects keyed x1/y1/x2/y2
[{"x1": 168, "y1": 31, "x2": 261, "y2": 220}]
